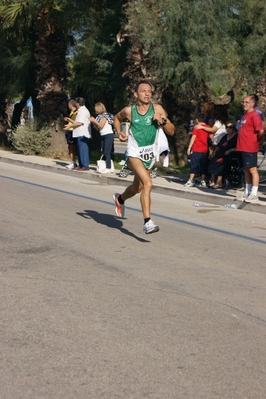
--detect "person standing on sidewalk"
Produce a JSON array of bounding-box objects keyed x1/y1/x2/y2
[
  {"x1": 64, "y1": 97, "x2": 91, "y2": 171},
  {"x1": 184, "y1": 114, "x2": 212, "y2": 188},
  {"x1": 89, "y1": 102, "x2": 114, "y2": 174},
  {"x1": 112, "y1": 80, "x2": 175, "y2": 234},
  {"x1": 64, "y1": 99, "x2": 78, "y2": 169},
  {"x1": 236, "y1": 95, "x2": 264, "y2": 203}
]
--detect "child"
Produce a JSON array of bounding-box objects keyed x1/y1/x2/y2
[{"x1": 184, "y1": 114, "x2": 212, "y2": 187}]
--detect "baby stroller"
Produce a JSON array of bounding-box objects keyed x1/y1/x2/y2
[
  {"x1": 119, "y1": 162, "x2": 157, "y2": 178},
  {"x1": 119, "y1": 162, "x2": 132, "y2": 178},
  {"x1": 226, "y1": 148, "x2": 266, "y2": 188},
  {"x1": 226, "y1": 153, "x2": 244, "y2": 188}
]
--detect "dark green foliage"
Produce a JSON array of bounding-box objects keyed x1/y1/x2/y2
[
  {"x1": 122, "y1": 0, "x2": 241, "y2": 97},
  {"x1": 1, "y1": 0, "x2": 266, "y2": 160},
  {"x1": 11, "y1": 122, "x2": 52, "y2": 155},
  {"x1": 69, "y1": 0, "x2": 128, "y2": 112}
]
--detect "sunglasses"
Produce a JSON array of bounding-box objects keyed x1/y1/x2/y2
[{"x1": 226, "y1": 125, "x2": 234, "y2": 128}]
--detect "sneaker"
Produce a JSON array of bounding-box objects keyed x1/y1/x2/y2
[
  {"x1": 66, "y1": 162, "x2": 76, "y2": 169},
  {"x1": 119, "y1": 160, "x2": 126, "y2": 166},
  {"x1": 198, "y1": 180, "x2": 207, "y2": 188},
  {"x1": 143, "y1": 220, "x2": 159, "y2": 234},
  {"x1": 113, "y1": 193, "x2": 125, "y2": 218},
  {"x1": 99, "y1": 168, "x2": 114, "y2": 174},
  {"x1": 236, "y1": 192, "x2": 249, "y2": 201},
  {"x1": 245, "y1": 193, "x2": 259, "y2": 203},
  {"x1": 184, "y1": 180, "x2": 195, "y2": 187}
]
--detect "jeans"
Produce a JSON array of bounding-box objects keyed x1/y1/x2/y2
[
  {"x1": 76, "y1": 136, "x2": 90, "y2": 168},
  {"x1": 101, "y1": 133, "x2": 114, "y2": 169}
]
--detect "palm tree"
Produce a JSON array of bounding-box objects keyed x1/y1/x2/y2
[{"x1": 0, "y1": 0, "x2": 73, "y2": 125}]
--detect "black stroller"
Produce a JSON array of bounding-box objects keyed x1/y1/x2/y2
[
  {"x1": 226, "y1": 153, "x2": 244, "y2": 188},
  {"x1": 119, "y1": 162, "x2": 157, "y2": 178},
  {"x1": 119, "y1": 162, "x2": 132, "y2": 178},
  {"x1": 226, "y1": 148, "x2": 266, "y2": 188}
]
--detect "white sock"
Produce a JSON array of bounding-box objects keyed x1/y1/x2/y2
[
  {"x1": 251, "y1": 186, "x2": 258, "y2": 196},
  {"x1": 246, "y1": 184, "x2": 252, "y2": 195}
]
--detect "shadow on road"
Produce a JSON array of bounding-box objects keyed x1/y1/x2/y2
[{"x1": 77, "y1": 209, "x2": 150, "y2": 243}]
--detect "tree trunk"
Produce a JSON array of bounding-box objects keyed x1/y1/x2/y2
[
  {"x1": 35, "y1": 9, "x2": 68, "y2": 125},
  {"x1": 0, "y1": 95, "x2": 8, "y2": 147}
]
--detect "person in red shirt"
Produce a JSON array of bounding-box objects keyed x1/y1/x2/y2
[
  {"x1": 184, "y1": 115, "x2": 212, "y2": 187},
  {"x1": 236, "y1": 95, "x2": 264, "y2": 203}
]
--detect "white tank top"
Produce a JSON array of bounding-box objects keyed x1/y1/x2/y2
[{"x1": 100, "y1": 118, "x2": 113, "y2": 136}]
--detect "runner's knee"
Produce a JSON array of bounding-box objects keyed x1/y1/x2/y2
[{"x1": 142, "y1": 177, "x2": 153, "y2": 191}]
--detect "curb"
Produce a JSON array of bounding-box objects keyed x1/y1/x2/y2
[{"x1": 1, "y1": 154, "x2": 266, "y2": 215}]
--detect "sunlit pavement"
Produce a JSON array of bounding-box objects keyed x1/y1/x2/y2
[{"x1": 1, "y1": 149, "x2": 266, "y2": 214}]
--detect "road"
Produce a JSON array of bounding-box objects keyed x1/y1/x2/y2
[
  {"x1": 114, "y1": 138, "x2": 127, "y2": 157},
  {"x1": 1, "y1": 163, "x2": 266, "y2": 399}
]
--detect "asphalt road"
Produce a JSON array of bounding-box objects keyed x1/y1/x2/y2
[
  {"x1": 114, "y1": 139, "x2": 127, "y2": 157},
  {"x1": 1, "y1": 163, "x2": 266, "y2": 399}
]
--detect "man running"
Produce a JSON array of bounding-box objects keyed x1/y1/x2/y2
[{"x1": 113, "y1": 80, "x2": 175, "y2": 234}]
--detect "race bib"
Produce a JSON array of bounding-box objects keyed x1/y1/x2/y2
[{"x1": 138, "y1": 144, "x2": 155, "y2": 162}]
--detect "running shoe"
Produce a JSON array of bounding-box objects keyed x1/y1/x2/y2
[
  {"x1": 113, "y1": 193, "x2": 125, "y2": 218},
  {"x1": 143, "y1": 220, "x2": 159, "y2": 234},
  {"x1": 245, "y1": 193, "x2": 259, "y2": 203}
]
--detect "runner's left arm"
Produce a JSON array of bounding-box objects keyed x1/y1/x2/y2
[{"x1": 153, "y1": 104, "x2": 175, "y2": 136}]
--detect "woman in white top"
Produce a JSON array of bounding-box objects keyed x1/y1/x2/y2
[
  {"x1": 90, "y1": 102, "x2": 114, "y2": 173},
  {"x1": 195, "y1": 105, "x2": 228, "y2": 145},
  {"x1": 194, "y1": 105, "x2": 229, "y2": 186}
]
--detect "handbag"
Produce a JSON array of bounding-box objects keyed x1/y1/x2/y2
[{"x1": 96, "y1": 155, "x2": 114, "y2": 173}]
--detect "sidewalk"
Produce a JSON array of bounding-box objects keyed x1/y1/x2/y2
[{"x1": 1, "y1": 149, "x2": 266, "y2": 215}]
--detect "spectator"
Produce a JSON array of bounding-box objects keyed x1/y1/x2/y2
[
  {"x1": 196, "y1": 105, "x2": 228, "y2": 146},
  {"x1": 89, "y1": 102, "x2": 114, "y2": 174},
  {"x1": 236, "y1": 95, "x2": 264, "y2": 203},
  {"x1": 236, "y1": 93, "x2": 265, "y2": 131},
  {"x1": 64, "y1": 97, "x2": 91, "y2": 171},
  {"x1": 208, "y1": 122, "x2": 238, "y2": 188},
  {"x1": 64, "y1": 99, "x2": 78, "y2": 169},
  {"x1": 184, "y1": 114, "x2": 212, "y2": 188}
]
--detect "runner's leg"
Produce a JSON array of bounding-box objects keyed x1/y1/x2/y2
[{"x1": 124, "y1": 157, "x2": 152, "y2": 219}]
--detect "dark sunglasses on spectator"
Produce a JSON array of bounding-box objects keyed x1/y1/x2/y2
[{"x1": 226, "y1": 125, "x2": 234, "y2": 128}]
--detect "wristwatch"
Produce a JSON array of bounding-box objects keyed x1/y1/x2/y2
[{"x1": 161, "y1": 117, "x2": 167, "y2": 126}]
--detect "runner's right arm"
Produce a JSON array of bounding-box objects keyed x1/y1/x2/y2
[{"x1": 113, "y1": 106, "x2": 131, "y2": 142}]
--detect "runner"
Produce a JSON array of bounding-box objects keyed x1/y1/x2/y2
[{"x1": 113, "y1": 80, "x2": 175, "y2": 234}]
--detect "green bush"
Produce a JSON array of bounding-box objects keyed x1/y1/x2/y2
[{"x1": 12, "y1": 122, "x2": 52, "y2": 155}]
